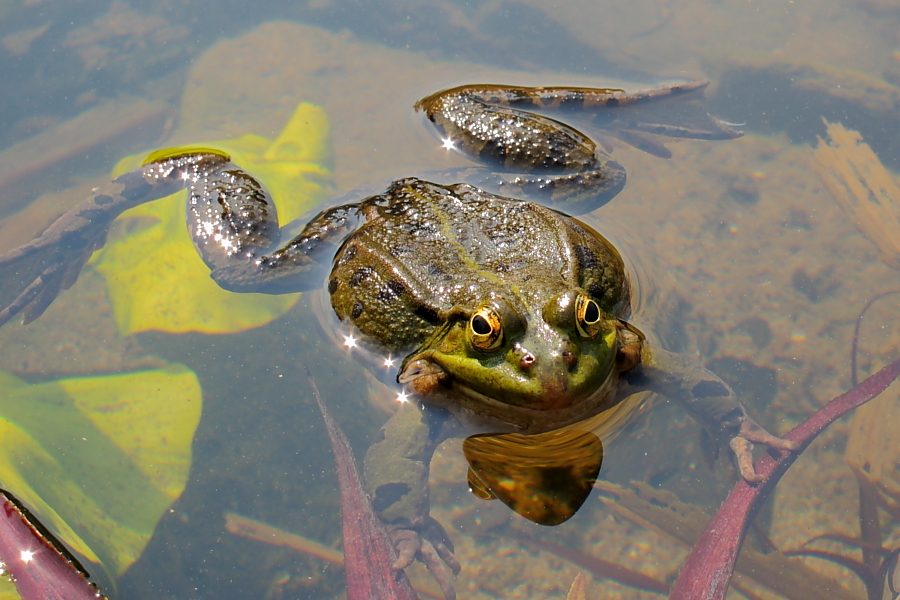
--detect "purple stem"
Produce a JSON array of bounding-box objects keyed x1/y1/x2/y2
[
  {"x1": 308, "y1": 375, "x2": 420, "y2": 600},
  {"x1": 669, "y1": 357, "x2": 900, "y2": 600},
  {"x1": 0, "y1": 491, "x2": 102, "y2": 600}
]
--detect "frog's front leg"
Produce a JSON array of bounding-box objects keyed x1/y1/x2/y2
[
  {"x1": 0, "y1": 151, "x2": 357, "y2": 327},
  {"x1": 618, "y1": 345, "x2": 799, "y2": 482},
  {"x1": 364, "y1": 402, "x2": 461, "y2": 600}
]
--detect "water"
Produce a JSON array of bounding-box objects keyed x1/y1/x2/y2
[{"x1": 0, "y1": 0, "x2": 899, "y2": 599}]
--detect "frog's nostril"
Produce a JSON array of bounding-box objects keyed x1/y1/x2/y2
[
  {"x1": 561, "y1": 350, "x2": 576, "y2": 368},
  {"x1": 520, "y1": 353, "x2": 536, "y2": 368}
]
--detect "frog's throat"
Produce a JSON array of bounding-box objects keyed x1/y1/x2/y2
[{"x1": 398, "y1": 356, "x2": 621, "y2": 434}]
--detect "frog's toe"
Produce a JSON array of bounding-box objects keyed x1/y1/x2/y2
[
  {"x1": 738, "y1": 417, "x2": 800, "y2": 452},
  {"x1": 419, "y1": 538, "x2": 458, "y2": 600},
  {"x1": 0, "y1": 268, "x2": 49, "y2": 327},
  {"x1": 729, "y1": 436, "x2": 764, "y2": 483},
  {"x1": 0, "y1": 246, "x2": 86, "y2": 328},
  {"x1": 433, "y1": 538, "x2": 461, "y2": 575},
  {"x1": 390, "y1": 528, "x2": 420, "y2": 571},
  {"x1": 388, "y1": 519, "x2": 460, "y2": 600},
  {"x1": 730, "y1": 417, "x2": 800, "y2": 482}
]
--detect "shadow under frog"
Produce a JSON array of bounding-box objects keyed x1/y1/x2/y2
[{"x1": 0, "y1": 81, "x2": 799, "y2": 600}]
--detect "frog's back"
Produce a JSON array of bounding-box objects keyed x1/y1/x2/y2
[{"x1": 328, "y1": 178, "x2": 629, "y2": 352}]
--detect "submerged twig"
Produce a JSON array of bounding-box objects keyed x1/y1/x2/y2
[
  {"x1": 224, "y1": 512, "x2": 343, "y2": 565},
  {"x1": 0, "y1": 97, "x2": 170, "y2": 205},
  {"x1": 224, "y1": 512, "x2": 445, "y2": 600},
  {"x1": 799, "y1": 533, "x2": 891, "y2": 556},
  {"x1": 783, "y1": 548, "x2": 876, "y2": 592},
  {"x1": 502, "y1": 533, "x2": 670, "y2": 595}
]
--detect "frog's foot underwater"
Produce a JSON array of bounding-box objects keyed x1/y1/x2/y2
[
  {"x1": 389, "y1": 518, "x2": 461, "y2": 600},
  {"x1": 730, "y1": 415, "x2": 800, "y2": 482},
  {"x1": 0, "y1": 82, "x2": 799, "y2": 600},
  {"x1": 617, "y1": 346, "x2": 800, "y2": 483}
]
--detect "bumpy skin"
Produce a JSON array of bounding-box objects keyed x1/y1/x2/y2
[{"x1": 0, "y1": 82, "x2": 794, "y2": 600}]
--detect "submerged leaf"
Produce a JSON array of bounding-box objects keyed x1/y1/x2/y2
[
  {"x1": 0, "y1": 365, "x2": 201, "y2": 583},
  {"x1": 811, "y1": 120, "x2": 900, "y2": 270},
  {"x1": 91, "y1": 102, "x2": 333, "y2": 335}
]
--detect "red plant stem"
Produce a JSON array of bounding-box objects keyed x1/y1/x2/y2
[
  {"x1": 0, "y1": 491, "x2": 102, "y2": 600},
  {"x1": 308, "y1": 376, "x2": 420, "y2": 600},
  {"x1": 669, "y1": 357, "x2": 900, "y2": 600}
]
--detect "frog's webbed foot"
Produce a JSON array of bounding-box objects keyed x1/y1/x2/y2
[
  {"x1": 729, "y1": 415, "x2": 800, "y2": 483},
  {"x1": 623, "y1": 345, "x2": 799, "y2": 484},
  {"x1": 0, "y1": 167, "x2": 184, "y2": 328},
  {"x1": 388, "y1": 517, "x2": 461, "y2": 600},
  {"x1": 0, "y1": 245, "x2": 86, "y2": 328}
]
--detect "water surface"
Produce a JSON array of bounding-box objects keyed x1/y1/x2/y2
[{"x1": 0, "y1": 1, "x2": 899, "y2": 599}]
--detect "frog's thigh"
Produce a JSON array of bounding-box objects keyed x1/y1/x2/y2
[{"x1": 363, "y1": 403, "x2": 435, "y2": 525}]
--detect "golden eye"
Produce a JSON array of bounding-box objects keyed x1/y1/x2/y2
[
  {"x1": 575, "y1": 295, "x2": 603, "y2": 339},
  {"x1": 469, "y1": 307, "x2": 504, "y2": 352}
]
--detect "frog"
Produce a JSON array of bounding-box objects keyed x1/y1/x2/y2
[{"x1": 0, "y1": 81, "x2": 799, "y2": 600}]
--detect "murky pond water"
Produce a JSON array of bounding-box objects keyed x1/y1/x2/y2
[{"x1": 0, "y1": 1, "x2": 899, "y2": 599}]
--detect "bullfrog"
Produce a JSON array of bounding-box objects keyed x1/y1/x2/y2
[{"x1": 0, "y1": 81, "x2": 798, "y2": 600}]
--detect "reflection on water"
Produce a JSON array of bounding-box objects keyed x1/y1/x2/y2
[{"x1": 0, "y1": 0, "x2": 899, "y2": 598}]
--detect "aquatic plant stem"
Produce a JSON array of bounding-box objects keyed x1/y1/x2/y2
[
  {"x1": 306, "y1": 372, "x2": 420, "y2": 600},
  {"x1": 0, "y1": 491, "x2": 103, "y2": 600},
  {"x1": 669, "y1": 356, "x2": 900, "y2": 600}
]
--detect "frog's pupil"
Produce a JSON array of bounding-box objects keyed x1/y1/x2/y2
[
  {"x1": 584, "y1": 301, "x2": 600, "y2": 323},
  {"x1": 472, "y1": 315, "x2": 492, "y2": 335}
]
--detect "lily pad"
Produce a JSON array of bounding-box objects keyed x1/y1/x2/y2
[
  {"x1": 91, "y1": 102, "x2": 333, "y2": 335},
  {"x1": 0, "y1": 365, "x2": 202, "y2": 584}
]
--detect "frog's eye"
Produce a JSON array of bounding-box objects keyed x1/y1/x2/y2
[
  {"x1": 469, "y1": 307, "x2": 504, "y2": 352},
  {"x1": 575, "y1": 295, "x2": 603, "y2": 339}
]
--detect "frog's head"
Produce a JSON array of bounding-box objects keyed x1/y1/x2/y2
[{"x1": 399, "y1": 291, "x2": 628, "y2": 430}]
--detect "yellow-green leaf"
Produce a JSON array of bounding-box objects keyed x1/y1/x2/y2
[
  {"x1": 0, "y1": 577, "x2": 19, "y2": 600},
  {"x1": 91, "y1": 102, "x2": 333, "y2": 335},
  {"x1": 0, "y1": 365, "x2": 202, "y2": 582}
]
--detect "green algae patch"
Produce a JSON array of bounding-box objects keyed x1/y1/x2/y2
[
  {"x1": 0, "y1": 365, "x2": 201, "y2": 581},
  {"x1": 92, "y1": 102, "x2": 333, "y2": 335}
]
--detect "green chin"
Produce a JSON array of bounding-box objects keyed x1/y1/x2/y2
[{"x1": 429, "y1": 347, "x2": 615, "y2": 412}]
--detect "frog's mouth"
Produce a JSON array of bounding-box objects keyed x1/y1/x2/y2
[{"x1": 398, "y1": 354, "x2": 617, "y2": 433}]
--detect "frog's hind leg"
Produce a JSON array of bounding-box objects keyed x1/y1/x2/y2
[
  {"x1": 416, "y1": 86, "x2": 626, "y2": 215},
  {"x1": 156, "y1": 152, "x2": 354, "y2": 295},
  {"x1": 212, "y1": 199, "x2": 368, "y2": 294},
  {"x1": 470, "y1": 167, "x2": 626, "y2": 215},
  {"x1": 0, "y1": 151, "x2": 324, "y2": 327},
  {"x1": 0, "y1": 163, "x2": 190, "y2": 327}
]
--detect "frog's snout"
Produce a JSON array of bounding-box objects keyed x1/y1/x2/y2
[
  {"x1": 509, "y1": 344, "x2": 582, "y2": 408},
  {"x1": 512, "y1": 344, "x2": 578, "y2": 373},
  {"x1": 519, "y1": 351, "x2": 536, "y2": 368}
]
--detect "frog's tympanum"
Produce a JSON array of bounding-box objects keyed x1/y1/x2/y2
[{"x1": 0, "y1": 81, "x2": 798, "y2": 600}]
